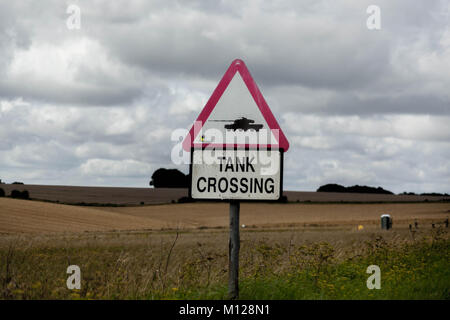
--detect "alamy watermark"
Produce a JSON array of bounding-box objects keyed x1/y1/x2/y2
[
  {"x1": 366, "y1": 5, "x2": 381, "y2": 30},
  {"x1": 366, "y1": 265, "x2": 381, "y2": 289},
  {"x1": 171, "y1": 123, "x2": 281, "y2": 175},
  {"x1": 66, "y1": 4, "x2": 81, "y2": 30},
  {"x1": 66, "y1": 265, "x2": 81, "y2": 290}
]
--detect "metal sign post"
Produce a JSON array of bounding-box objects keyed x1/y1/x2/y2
[
  {"x1": 184, "y1": 59, "x2": 290, "y2": 300},
  {"x1": 228, "y1": 200, "x2": 240, "y2": 299}
]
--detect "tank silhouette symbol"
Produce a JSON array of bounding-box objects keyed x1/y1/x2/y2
[{"x1": 210, "y1": 117, "x2": 264, "y2": 131}]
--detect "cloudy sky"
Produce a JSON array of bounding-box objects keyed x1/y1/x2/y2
[{"x1": 0, "y1": 0, "x2": 449, "y2": 193}]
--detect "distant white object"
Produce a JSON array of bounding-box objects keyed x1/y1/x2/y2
[
  {"x1": 241, "y1": 224, "x2": 246, "y2": 228},
  {"x1": 381, "y1": 214, "x2": 393, "y2": 230}
]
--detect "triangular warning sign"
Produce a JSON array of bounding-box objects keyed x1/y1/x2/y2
[{"x1": 182, "y1": 59, "x2": 289, "y2": 152}]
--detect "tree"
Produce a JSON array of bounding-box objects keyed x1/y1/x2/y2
[
  {"x1": 317, "y1": 184, "x2": 347, "y2": 193},
  {"x1": 10, "y1": 190, "x2": 21, "y2": 198},
  {"x1": 21, "y1": 190, "x2": 30, "y2": 199},
  {"x1": 149, "y1": 168, "x2": 188, "y2": 188},
  {"x1": 317, "y1": 183, "x2": 393, "y2": 194}
]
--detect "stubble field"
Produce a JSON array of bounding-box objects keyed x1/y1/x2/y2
[
  {"x1": 0, "y1": 197, "x2": 449, "y2": 299},
  {"x1": 1, "y1": 197, "x2": 449, "y2": 233}
]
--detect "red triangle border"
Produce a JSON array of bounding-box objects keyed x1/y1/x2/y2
[{"x1": 182, "y1": 59, "x2": 289, "y2": 152}]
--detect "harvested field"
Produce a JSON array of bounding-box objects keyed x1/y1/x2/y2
[
  {"x1": 0, "y1": 198, "x2": 166, "y2": 233},
  {"x1": 0, "y1": 184, "x2": 449, "y2": 205},
  {"x1": 0, "y1": 197, "x2": 448, "y2": 300},
  {"x1": 0, "y1": 184, "x2": 187, "y2": 205},
  {"x1": 0, "y1": 197, "x2": 448, "y2": 234}
]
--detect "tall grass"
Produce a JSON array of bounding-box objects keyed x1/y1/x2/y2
[{"x1": 0, "y1": 228, "x2": 448, "y2": 300}]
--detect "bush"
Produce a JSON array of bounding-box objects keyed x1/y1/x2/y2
[
  {"x1": 420, "y1": 192, "x2": 450, "y2": 196},
  {"x1": 10, "y1": 190, "x2": 21, "y2": 198},
  {"x1": 0, "y1": 188, "x2": 5, "y2": 197},
  {"x1": 178, "y1": 196, "x2": 194, "y2": 203},
  {"x1": 10, "y1": 189, "x2": 30, "y2": 200}
]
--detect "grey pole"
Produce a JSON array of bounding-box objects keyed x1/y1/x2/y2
[{"x1": 228, "y1": 200, "x2": 240, "y2": 299}]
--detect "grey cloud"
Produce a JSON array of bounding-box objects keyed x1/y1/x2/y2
[
  {"x1": 0, "y1": 81, "x2": 144, "y2": 107},
  {"x1": 320, "y1": 94, "x2": 450, "y2": 116},
  {"x1": 0, "y1": 0, "x2": 449, "y2": 193}
]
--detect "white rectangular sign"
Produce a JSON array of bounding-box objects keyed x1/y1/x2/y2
[{"x1": 190, "y1": 149, "x2": 282, "y2": 200}]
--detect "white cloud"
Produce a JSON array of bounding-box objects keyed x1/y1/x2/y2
[
  {"x1": 168, "y1": 87, "x2": 207, "y2": 115},
  {"x1": 80, "y1": 158, "x2": 152, "y2": 177}
]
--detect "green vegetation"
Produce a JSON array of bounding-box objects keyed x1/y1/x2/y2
[
  {"x1": 171, "y1": 232, "x2": 449, "y2": 300},
  {"x1": 0, "y1": 229, "x2": 448, "y2": 300}
]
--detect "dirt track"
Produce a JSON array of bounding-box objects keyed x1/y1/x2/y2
[{"x1": 1, "y1": 198, "x2": 448, "y2": 234}]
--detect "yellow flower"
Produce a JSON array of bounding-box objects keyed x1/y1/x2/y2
[
  {"x1": 172, "y1": 287, "x2": 179, "y2": 292},
  {"x1": 70, "y1": 292, "x2": 81, "y2": 299}
]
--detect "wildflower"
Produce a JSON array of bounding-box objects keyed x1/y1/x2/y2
[{"x1": 31, "y1": 282, "x2": 42, "y2": 289}]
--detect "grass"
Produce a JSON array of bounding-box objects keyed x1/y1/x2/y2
[
  {"x1": 170, "y1": 233, "x2": 449, "y2": 300},
  {"x1": 0, "y1": 227, "x2": 448, "y2": 300}
]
